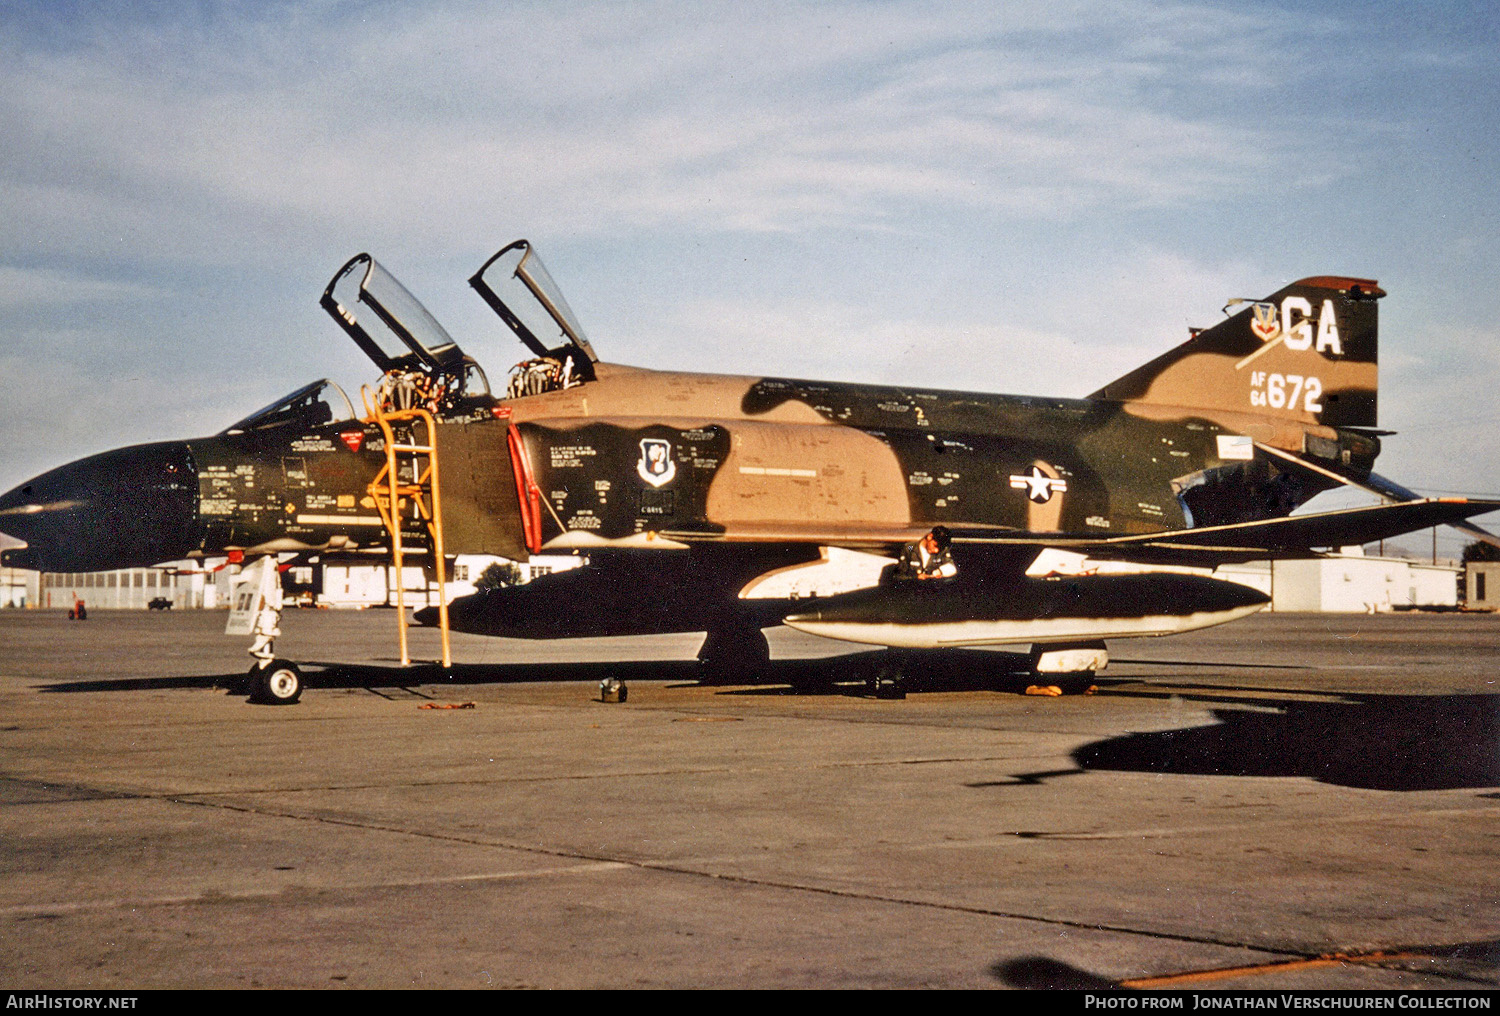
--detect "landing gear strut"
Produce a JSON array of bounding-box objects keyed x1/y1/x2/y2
[
  {"x1": 696, "y1": 627, "x2": 770, "y2": 685},
  {"x1": 231, "y1": 557, "x2": 304, "y2": 705}
]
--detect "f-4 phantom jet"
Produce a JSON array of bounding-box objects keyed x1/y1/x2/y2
[{"x1": 3, "y1": 241, "x2": 1495, "y2": 700}]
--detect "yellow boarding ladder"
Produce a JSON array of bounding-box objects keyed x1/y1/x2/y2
[{"x1": 362, "y1": 397, "x2": 452, "y2": 669}]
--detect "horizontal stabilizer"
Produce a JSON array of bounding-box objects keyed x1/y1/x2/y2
[
  {"x1": 1362, "y1": 472, "x2": 1500, "y2": 551},
  {"x1": 957, "y1": 498, "x2": 1500, "y2": 564},
  {"x1": 1254, "y1": 443, "x2": 1500, "y2": 552}
]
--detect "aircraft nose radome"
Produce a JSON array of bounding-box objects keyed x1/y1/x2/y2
[
  {"x1": 0, "y1": 475, "x2": 40, "y2": 516},
  {"x1": 0, "y1": 495, "x2": 27, "y2": 567},
  {"x1": 0, "y1": 442, "x2": 201, "y2": 572},
  {"x1": 0, "y1": 477, "x2": 48, "y2": 551},
  {"x1": 0, "y1": 481, "x2": 27, "y2": 513}
]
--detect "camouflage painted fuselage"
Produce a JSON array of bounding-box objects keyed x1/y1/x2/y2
[
  {"x1": 9, "y1": 361, "x2": 1373, "y2": 576},
  {"x1": 491, "y1": 362, "x2": 1378, "y2": 556}
]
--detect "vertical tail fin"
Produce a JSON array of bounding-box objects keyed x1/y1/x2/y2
[{"x1": 1090, "y1": 276, "x2": 1382, "y2": 428}]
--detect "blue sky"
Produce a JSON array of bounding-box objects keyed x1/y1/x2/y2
[{"x1": 2, "y1": 1, "x2": 1497, "y2": 555}]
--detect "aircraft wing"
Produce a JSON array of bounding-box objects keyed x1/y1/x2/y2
[
  {"x1": 659, "y1": 520, "x2": 939, "y2": 551},
  {"x1": 769, "y1": 497, "x2": 1497, "y2": 653},
  {"x1": 658, "y1": 498, "x2": 1499, "y2": 566}
]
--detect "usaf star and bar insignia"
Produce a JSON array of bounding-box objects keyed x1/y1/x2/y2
[{"x1": 1009, "y1": 466, "x2": 1067, "y2": 504}]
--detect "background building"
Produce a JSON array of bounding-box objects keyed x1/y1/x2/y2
[
  {"x1": 22, "y1": 554, "x2": 585, "y2": 612},
  {"x1": 315, "y1": 554, "x2": 582, "y2": 609},
  {"x1": 1466, "y1": 561, "x2": 1500, "y2": 610},
  {"x1": 1, "y1": 566, "x2": 39, "y2": 608},
  {"x1": 36, "y1": 564, "x2": 229, "y2": 610},
  {"x1": 1267, "y1": 551, "x2": 1458, "y2": 612}
]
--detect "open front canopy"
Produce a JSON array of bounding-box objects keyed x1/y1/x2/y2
[{"x1": 321, "y1": 254, "x2": 467, "y2": 374}]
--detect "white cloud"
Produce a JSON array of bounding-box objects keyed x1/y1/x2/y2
[
  {"x1": 0, "y1": 1, "x2": 1349, "y2": 264},
  {"x1": 642, "y1": 295, "x2": 1074, "y2": 388},
  {"x1": 0, "y1": 266, "x2": 161, "y2": 309},
  {"x1": 614, "y1": 245, "x2": 1271, "y2": 402}
]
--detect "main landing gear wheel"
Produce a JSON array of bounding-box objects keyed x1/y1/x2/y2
[
  {"x1": 696, "y1": 627, "x2": 771, "y2": 685},
  {"x1": 248, "y1": 659, "x2": 303, "y2": 705},
  {"x1": 1022, "y1": 641, "x2": 1105, "y2": 696}
]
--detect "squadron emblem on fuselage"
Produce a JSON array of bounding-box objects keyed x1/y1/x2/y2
[
  {"x1": 1250, "y1": 302, "x2": 1280, "y2": 341},
  {"x1": 637, "y1": 438, "x2": 677, "y2": 488}
]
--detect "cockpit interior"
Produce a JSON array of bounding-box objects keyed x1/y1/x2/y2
[{"x1": 312, "y1": 239, "x2": 596, "y2": 416}]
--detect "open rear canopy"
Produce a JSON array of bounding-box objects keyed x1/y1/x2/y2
[{"x1": 470, "y1": 240, "x2": 597, "y2": 366}]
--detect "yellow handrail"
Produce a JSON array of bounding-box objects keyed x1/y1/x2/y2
[{"x1": 362, "y1": 387, "x2": 451, "y2": 669}]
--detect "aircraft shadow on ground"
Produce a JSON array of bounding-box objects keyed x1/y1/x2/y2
[
  {"x1": 1109, "y1": 656, "x2": 1308, "y2": 671},
  {"x1": 989, "y1": 956, "x2": 1123, "y2": 990},
  {"x1": 718, "y1": 649, "x2": 1053, "y2": 696},
  {"x1": 37, "y1": 653, "x2": 1499, "y2": 792},
  {"x1": 38, "y1": 660, "x2": 703, "y2": 695},
  {"x1": 1070, "y1": 690, "x2": 1500, "y2": 792},
  {"x1": 36, "y1": 648, "x2": 1044, "y2": 697},
  {"x1": 38, "y1": 673, "x2": 248, "y2": 693},
  {"x1": 989, "y1": 939, "x2": 1500, "y2": 989}
]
